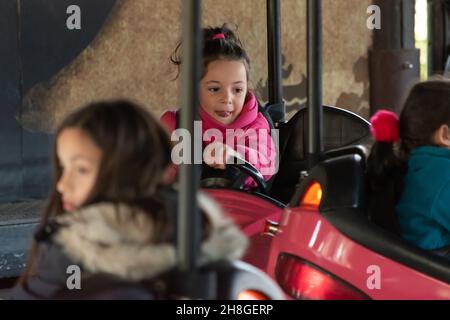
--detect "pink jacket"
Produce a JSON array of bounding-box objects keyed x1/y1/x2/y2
[{"x1": 160, "y1": 91, "x2": 277, "y2": 187}]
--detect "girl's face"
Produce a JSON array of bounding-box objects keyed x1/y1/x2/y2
[
  {"x1": 56, "y1": 128, "x2": 102, "y2": 212},
  {"x1": 200, "y1": 59, "x2": 248, "y2": 125}
]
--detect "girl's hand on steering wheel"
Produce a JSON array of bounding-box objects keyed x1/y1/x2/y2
[{"x1": 204, "y1": 142, "x2": 243, "y2": 170}]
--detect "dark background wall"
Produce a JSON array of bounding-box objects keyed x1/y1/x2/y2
[
  {"x1": 0, "y1": 0, "x2": 115, "y2": 203},
  {"x1": 0, "y1": 0, "x2": 23, "y2": 203}
]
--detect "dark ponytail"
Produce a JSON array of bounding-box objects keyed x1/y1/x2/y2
[{"x1": 170, "y1": 23, "x2": 250, "y2": 81}]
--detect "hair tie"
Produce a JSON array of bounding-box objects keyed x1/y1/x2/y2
[
  {"x1": 212, "y1": 33, "x2": 225, "y2": 40},
  {"x1": 370, "y1": 110, "x2": 400, "y2": 143}
]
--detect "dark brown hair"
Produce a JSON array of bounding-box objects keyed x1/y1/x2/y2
[
  {"x1": 20, "y1": 100, "x2": 173, "y2": 282},
  {"x1": 170, "y1": 23, "x2": 251, "y2": 81}
]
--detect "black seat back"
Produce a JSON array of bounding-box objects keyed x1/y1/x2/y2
[
  {"x1": 290, "y1": 151, "x2": 366, "y2": 211},
  {"x1": 270, "y1": 105, "x2": 372, "y2": 203}
]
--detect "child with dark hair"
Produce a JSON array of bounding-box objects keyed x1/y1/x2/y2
[
  {"x1": 13, "y1": 100, "x2": 247, "y2": 299},
  {"x1": 161, "y1": 23, "x2": 277, "y2": 187},
  {"x1": 367, "y1": 80, "x2": 450, "y2": 257}
]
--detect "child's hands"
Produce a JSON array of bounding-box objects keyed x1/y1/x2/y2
[{"x1": 203, "y1": 142, "x2": 242, "y2": 170}]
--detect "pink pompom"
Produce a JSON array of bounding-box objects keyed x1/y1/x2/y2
[{"x1": 370, "y1": 110, "x2": 400, "y2": 143}]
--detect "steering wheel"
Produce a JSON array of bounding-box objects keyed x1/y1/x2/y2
[{"x1": 200, "y1": 156, "x2": 267, "y2": 194}]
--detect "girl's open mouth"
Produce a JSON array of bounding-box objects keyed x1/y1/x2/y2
[{"x1": 215, "y1": 111, "x2": 232, "y2": 118}]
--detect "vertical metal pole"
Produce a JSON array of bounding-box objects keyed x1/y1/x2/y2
[
  {"x1": 267, "y1": 0, "x2": 284, "y2": 120},
  {"x1": 307, "y1": 0, "x2": 323, "y2": 167},
  {"x1": 178, "y1": 0, "x2": 202, "y2": 272},
  {"x1": 427, "y1": 0, "x2": 433, "y2": 76}
]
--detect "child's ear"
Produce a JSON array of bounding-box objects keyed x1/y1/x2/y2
[{"x1": 432, "y1": 124, "x2": 450, "y2": 148}]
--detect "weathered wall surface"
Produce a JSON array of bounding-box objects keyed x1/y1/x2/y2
[{"x1": 19, "y1": 0, "x2": 373, "y2": 133}]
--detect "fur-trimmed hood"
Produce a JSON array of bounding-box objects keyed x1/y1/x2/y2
[{"x1": 51, "y1": 192, "x2": 248, "y2": 282}]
